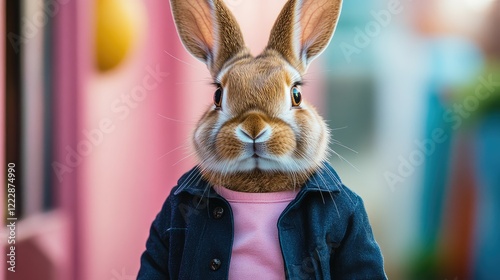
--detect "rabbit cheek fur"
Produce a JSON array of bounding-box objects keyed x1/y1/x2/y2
[
  {"x1": 193, "y1": 58, "x2": 330, "y2": 193},
  {"x1": 171, "y1": 0, "x2": 342, "y2": 193}
]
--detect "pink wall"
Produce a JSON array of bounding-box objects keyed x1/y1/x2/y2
[{"x1": 78, "y1": 0, "x2": 190, "y2": 279}]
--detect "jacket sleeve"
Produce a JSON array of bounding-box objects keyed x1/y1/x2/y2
[
  {"x1": 137, "y1": 194, "x2": 172, "y2": 280},
  {"x1": 330, "y1": 196, "x2": 387, "y2": 280}
]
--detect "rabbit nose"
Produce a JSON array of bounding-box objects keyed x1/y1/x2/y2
[
  {"x1": 236, "y1": 126, "x2": 271, "y2": 144},
  {"x1": 236, "y1": 114, "x2": 271, "y2": 144}
]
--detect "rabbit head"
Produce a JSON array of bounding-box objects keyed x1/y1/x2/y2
[{"x1": 170, "y1": 0, "x2": 343, "y2": 192}]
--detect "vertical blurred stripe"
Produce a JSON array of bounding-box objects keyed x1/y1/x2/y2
[
  {"x1": 473, "y1": 113, "x2": 500, "y2": 278},
  {"x1": 440, "y1": 137, "x2": 476, "y2": 279},
  {"x1": 22, "y1": 0, "x2": 45, "y2": 216},
  {"x1": 53, "y1": 0, "x2": 80, "y2": 278},
  {"x1": 1, "y1": 0, "x2": 6, "y2": 276},
  {"x1": 42, "y1": 0, "x2": 54, "y2": 211},
  {"x1": 5, "y1": 0, "x2": 23, "y2": 220}
]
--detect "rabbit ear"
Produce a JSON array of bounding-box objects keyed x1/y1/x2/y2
[
  {"x1": 266, "y1": 0, "x2": 342, "y2": 73},
  {"x1": 170, "y1": 0, "x2": 246, "y2": 76}
]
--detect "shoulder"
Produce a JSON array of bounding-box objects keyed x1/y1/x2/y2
[
  {"x1": 302, "y1": 162, "x2": 364, "y2": 215},
  {"x1": 151, "y1": 168, "x2": 205, "y2": 236}
]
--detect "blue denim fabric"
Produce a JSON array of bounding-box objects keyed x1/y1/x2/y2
[{"x1": 138, "y1": 162, "x2": 387, "y2": 279}]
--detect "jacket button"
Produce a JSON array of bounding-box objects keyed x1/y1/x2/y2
[
  {"x1": 212, "y1": 207, "x2": 224, "y2": 219},
  {"x1": 210, "y1": 258, "x2": 221, "y2": 271}
]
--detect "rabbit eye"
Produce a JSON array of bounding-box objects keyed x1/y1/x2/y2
[
  {"x1": 214, "y1": 87, "x2": 223, "y2": 108},
  {"x1": 291, "y1": 86, "x2": 302, "y2": 107}
]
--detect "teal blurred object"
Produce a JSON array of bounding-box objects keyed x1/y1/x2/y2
[{"x1": 472, "y1": 114, "x2": 500, "y2": 279}]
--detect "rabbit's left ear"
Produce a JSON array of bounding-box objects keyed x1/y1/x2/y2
[
  {"x1": 170, "y1": 0, "x2": 246, "y2": 76},
  {"x1": 266, "y1": 0, "x2": 342, "y2": 73}
]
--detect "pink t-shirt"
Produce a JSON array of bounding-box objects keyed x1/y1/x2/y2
[{"x1": 214, "y1": 186, "x2": 299, "y2": 280}]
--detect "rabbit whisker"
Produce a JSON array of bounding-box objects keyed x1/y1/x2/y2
[
  {"x1": 172, "y1": 151, "x2": 197, "y2": 166},
  {"x1": 329, "y1": 148, "x2": 360, "y2": 173},
  {"x1": 330, "y1": 139, "x2": 358, "y2": 154},
  {"x1": 157, "y1": 113, "x2": 197, "y2": 124},
  {"x1": 329, "y1": 125, "x2": 348, "y2": 131},
  {"x1": 164, "y1": 50, "x2": 204, "y2": 70},
  {"x1": 157, "y1": 143, "x2": 191, "y2": 160}
]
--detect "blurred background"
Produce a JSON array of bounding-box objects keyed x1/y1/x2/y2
[{"x1": 2, "y1": 0, "x2": 500, "y2": 279}]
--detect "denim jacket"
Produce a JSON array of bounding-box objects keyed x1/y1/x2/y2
[{"x1": 138, "y1": 162, "x2": 387, "y2": 279}]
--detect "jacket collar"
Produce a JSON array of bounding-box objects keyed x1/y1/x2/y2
[{"x1": 174, "y1": 162, "x2": 343, "y2": 198}]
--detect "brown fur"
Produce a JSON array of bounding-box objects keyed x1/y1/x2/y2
[
  {"x1": 222, "y1": 57, "x2": 289, "y2": 115},
  {"x1": 202, "y1": 168, "x2": 314, "y2": 193},
  {"x1": 240, "y1": 113, "x2": 268, "y2": 139}
]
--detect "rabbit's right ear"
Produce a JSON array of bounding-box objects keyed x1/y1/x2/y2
[
  {"x1": 170, "y1": 0, "x2": 246, "y2": 76},
  {"x1": 266, "y1": 0, "x2": 342, "y2": 73}
]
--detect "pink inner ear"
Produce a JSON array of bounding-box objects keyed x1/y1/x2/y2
[
  {"x1": 171, "y1": 0, "x2": 217, "y2": 63},
  {"x1": 297, "y1": 0, "x2": 341, "y2": 63},
  {"x1": 300, "y1": 1, "x2": 323, "y2": 42},
  {"x1": 172, "y1": 0, "x2": 246, "y2": 75},
  {"x1": 187, "y1": 2, "x2": 215, "y2": 49}
]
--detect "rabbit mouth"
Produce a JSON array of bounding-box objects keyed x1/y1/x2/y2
[
  {"x1": 234, "y1": 155, "x2": 282, "y2": 171},
  {"x1": 248, "y1": 142, "x2": 267, "y2": 157},
  {"x1": 243, "y1": 143, "x2": 277, "y2": 162}
]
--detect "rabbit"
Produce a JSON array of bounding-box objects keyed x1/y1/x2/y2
[
  {"x1": 172, "y1": 0, "x2": 340, "y2": 193},
  {"x1": 138, "y1": 0, "x2": 387, "y2": 279}
]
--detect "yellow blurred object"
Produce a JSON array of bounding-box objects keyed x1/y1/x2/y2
[{"x1": 95, "y1": 0, "x2": 147, "y2": 72}]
